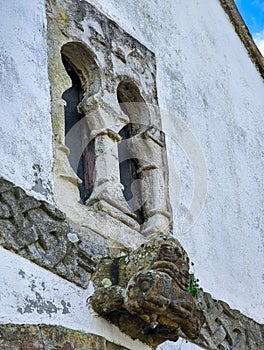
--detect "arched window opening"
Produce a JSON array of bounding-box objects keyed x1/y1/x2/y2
[
  {"x1": 117, "y1": 81, "x2": 146, "y2": 224},
  {"x1": 61, "y1": 52, "x2": 95, "y2": 203}
]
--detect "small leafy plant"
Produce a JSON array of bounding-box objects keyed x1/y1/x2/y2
[
  {"x1": 188, "y1": 262, "x2": 201, "y2": 299},
  {"x1": 188, "y1": 273, "x2": 200, "y2": 299}
]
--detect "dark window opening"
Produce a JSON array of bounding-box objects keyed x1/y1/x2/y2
[{"x1": 62, "y1": 55, "x2": 95, "y2": 203}]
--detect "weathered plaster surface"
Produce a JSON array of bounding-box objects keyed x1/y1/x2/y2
[
  {"x1": 0, "y1": 0, "x2": 263, "y2": 348},
  {"x1": 0, "y1": 247, "x2": 150, "y2": 350},
  {"x1": 0, "y1": 0, "x2": 53, "y2": 201},
  {"x1": 86, "y1": 0, "x2": 264, "y2": 324}
]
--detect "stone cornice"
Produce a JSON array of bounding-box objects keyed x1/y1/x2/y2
[{"x1": 219, "y1": 0, "x2": 264, "y2": 80}]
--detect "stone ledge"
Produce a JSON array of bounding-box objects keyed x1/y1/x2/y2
[
  {"x1": 0, "y1": 177, "x2": 110, "y2": 288},
  {"x1": 194, "y1": 291, "x2": 264, "y2": 350},
  {"x1": 0, "y1": 324, "x2": 129, "y2": 350}
]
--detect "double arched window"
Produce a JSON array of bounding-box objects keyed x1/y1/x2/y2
[
  {"x1": 62, "y1": 43, "x2": 148, "y2": 225},
  {"x1": 48, "y1": 2, "x2": 172, "y2": 236}
]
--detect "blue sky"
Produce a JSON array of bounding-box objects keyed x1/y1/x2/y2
[{"x1": 234, "y1": 0, "x2": 264, "y2": 54}]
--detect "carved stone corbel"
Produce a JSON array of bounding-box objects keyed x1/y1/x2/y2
[{"x1": 90, "y1": 234, "x2": 205, "y2": 347}]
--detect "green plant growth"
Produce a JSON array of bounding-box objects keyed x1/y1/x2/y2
[{"x1": 188, "y1": 273, "x2": 200, "y2": 299}]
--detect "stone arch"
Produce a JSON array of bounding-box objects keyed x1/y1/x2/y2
[
  {"x1": 61, "y1": 42, "x2": 100, "y2": 203},
  {"x1": 61, "y1": 41, "x2": 101, "y2": 97}
]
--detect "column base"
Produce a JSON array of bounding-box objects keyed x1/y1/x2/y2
[
  {"x1": 141, "y1": 210, "x2": 172, "y2": 236},
  {"x1": 86, "y1": 182, "x2": 140, "y2": 231}
]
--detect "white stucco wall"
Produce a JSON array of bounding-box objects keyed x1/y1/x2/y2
[
  {"x1": 86, "y1": 0, "x2": 264, "y2": 325},
  {"x1": 0, "y1": 0, "x2": 263, "y2": 349},
  {"x1": 0, "y1": 0, "x2": 53, "y2": 201}
]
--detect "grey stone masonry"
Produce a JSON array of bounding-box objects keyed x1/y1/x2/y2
[
  {"x1": 0, "y1": 176, "x2": 263, "y2": 349},
  {"x1": 0, "y1": 177, "x2": 109, "y2": 288},
  {"x1": 196, "y1": 291, "x2": 264, "y2": 350},
  {"x1": 0, "y1": 324, "x2": 129, "y2": 350}
]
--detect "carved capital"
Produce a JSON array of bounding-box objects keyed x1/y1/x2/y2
[
  {"x1": 78, "y1": 94, "x2": 129, "y2": 132},
  {"x1": 123, "y1": 129, "x2": 164, "y2": 167},
  {"x1": 90, "y1": 128, "x2": 122, "y2": 142}
]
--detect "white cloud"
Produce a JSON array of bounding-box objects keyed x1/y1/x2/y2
[{"x1": 254, "y1": 30, "x2": 264, "y2": 56}]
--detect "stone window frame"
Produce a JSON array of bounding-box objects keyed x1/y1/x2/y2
[{"x1": 47, "y1": 0, "x2": 172, "y2": 246}]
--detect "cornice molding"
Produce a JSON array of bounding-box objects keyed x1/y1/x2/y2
[{"x1": 219, "y1": 0, "x2": 264, "y2": 80}]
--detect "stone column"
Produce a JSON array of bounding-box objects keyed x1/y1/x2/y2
[
  {"x1": 78, "y1": 95, "x2": 139, "y2": 231},
  {"x1": 53, "y1": 96, "x2": 84, "y2": 209},
  {"x1": 126, "y1": 127, "x2": 172, "y2": 235},
  {"x1": 139, "y1": 165, "x2": 172, "y2": 236}
]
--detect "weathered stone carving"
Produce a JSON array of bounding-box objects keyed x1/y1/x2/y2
[
  {"x1": 90, "y1": 234, "x2": 205, "y2": 346},
  {"x1": 0, "y1": 177, "x2": 109, "y2": 288},
  {"x1": 47, "y1": 0, "x2": 172, "y2": 235},
  {"x1": 90, "y1": 234, "x2": 264, "y2": 348},
  {"x1": 0, "y1": 177, "x2": 262, "y2": 348}
]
